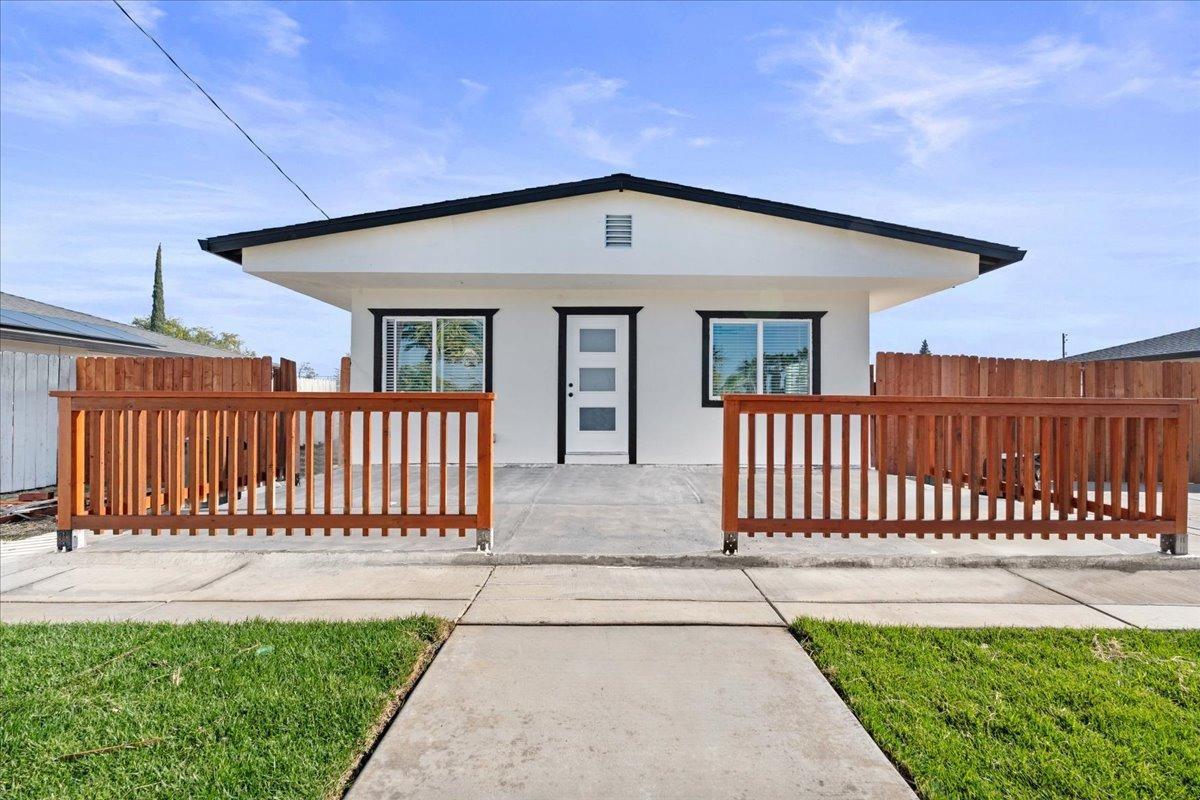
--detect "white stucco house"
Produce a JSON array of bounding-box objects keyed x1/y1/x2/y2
[{"x1": 199, "y1": 174, "x2": 1024, "y2": 465}]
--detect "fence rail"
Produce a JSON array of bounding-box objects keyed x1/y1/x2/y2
[
  {"x1": 720, "y1": 394, "x2": 1191, "y2": 555},
  {"x1": 874, "y1": 352, "x2": 1200, "y2": 482},
  {"x1": 53, "y1": 391, "x2": 494, "y2": 550}
]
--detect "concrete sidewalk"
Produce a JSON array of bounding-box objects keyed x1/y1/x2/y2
[
  {"x1": 2, "y1": 551, "x2": 1197, "y2": 628},
  {"x1": 5, "y1": 554, "x2": 1198, "y2": 799},
  {"x1": 348, "y1": 625, "x2": 917, "y2": 799}
]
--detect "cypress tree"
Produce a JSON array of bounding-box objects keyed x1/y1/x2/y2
[
  {"x1": 149, "y1": 243, "x2": 166, "y2": 332},
  {"x1": 919, "y1": 339, "x2": 931, "y2": 355}
]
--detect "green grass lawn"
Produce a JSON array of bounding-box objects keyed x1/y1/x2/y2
[
  {"x1": 1, "y1": 617, "x2": 448, "y2": 800},
  {"x1": 792, "y1": 619, "x2": 1200, "y2": 800}
]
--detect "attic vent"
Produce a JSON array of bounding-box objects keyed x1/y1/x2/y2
[{"x1": 605, "y1": 214, "x2": 632, "y2": 248}]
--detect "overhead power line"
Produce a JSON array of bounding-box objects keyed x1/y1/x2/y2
[{"x1": 111, "y1": 0, "x2": 330, "y2": 220}]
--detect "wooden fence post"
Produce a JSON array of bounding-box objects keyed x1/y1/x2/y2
[
  {"x1": 475, "y1": 395, "x2": 494, "y2": 552},
  {"x1": 1161, "y1": 405, "x2": 1191, "y2": 555},
  {"x1": 721, "y1": 396, "x2": 741, "y2": 554},
  {"x1": 55, "y1": 396, "x2": 83, "y2": 552}
]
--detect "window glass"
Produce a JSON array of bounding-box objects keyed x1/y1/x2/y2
[
  {"x1": 436, "y1": 318, "x2": 485, "y2": 391},
  {"x1": 385, "y1": 316, "x2": 485, "y2": 392},
  {"x1": 579, "y1": 328, "x2": 616, "y2": 352},
  {"x1": 762, "y1": 321, "x2": 810, "y2": 395},
  {"x1": 579, "y1": 367, "x2": 616, "y2": 391},
  {"x1": 579, "y1": 407, "x2": 617, "y2": 431},
  {"x1": 710, "y1": 322, "x2": 757, "y2": 398},
  {"x1": 396, "y1": 320, "x2": 433, "y2": 391}
]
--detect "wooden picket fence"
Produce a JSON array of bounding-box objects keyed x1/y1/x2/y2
[
  {"x1": 720, "y1": 395, "x2": 1191, "y2": 554},
  {"x1": 53, "y1": 391, "x2": 494, "y2": 548},
  {"x1": 874, "y1": 353, "x2": 1200, "y2": 483},
  {"x1": 74, "y1": 356, "x2": 301, "y2": 499}
]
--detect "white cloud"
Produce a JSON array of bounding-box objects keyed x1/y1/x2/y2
[
  {"x1": 216, "y1": 2, "x2": 307, "y2": 57},
  {"x1": 760, "y1": 10, "x2": 1200, "y2": 166},
  {"x1": 237, "y1": 84, "x2": 307, "y2": 115},
  {"x1": 760, "y1": 15, "x2": 1097, "y2": 165},
  {"x1": 527, "y1": 73, "x2": 632, "y2": 166},
  {"x1": 71, "y1": 51, "x2": 163, "y2": 86},
  {"x1": 639, "y1": 126, "x2": 674, "y2": 142},
  {"x1": 458, "y1": 78, "x2": 488, "y2": 108},
  {"x1": 0, "y1": 66, "x2": 212, "y2": 128},
  {"x1": 120, "y1": 0, "x2": 165, "y2": 30},
  {"x1": 687, "y1": 136, "x2": 716, "y2": 148},
  {"x1": 526, "y1": 72, "x2": 693, "y2": 167}
]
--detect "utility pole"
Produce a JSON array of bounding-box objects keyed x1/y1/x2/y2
[{"x1": 1061, "y1": 333, "x2": 1068, "y2": 359}]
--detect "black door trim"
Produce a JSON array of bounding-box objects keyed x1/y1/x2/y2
[{"x1": 554, "y1": 306, "x2": 642, "y2": 464}]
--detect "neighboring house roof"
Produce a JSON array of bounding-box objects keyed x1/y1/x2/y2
[
  {"x1": 0, "y1": 292, "x2": 237, "y2": 358},
  {"x1": 199, "y1": 173, "x2": 1026, "y2": 273},
  {"x1": 1063, "y1": 327, "x2": 1200, "y2": 362}
]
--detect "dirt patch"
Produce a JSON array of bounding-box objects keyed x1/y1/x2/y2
[{"x1": 0, "y1": 516, "x2": 56, "y2": 541}]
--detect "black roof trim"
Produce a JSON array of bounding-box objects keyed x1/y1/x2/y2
[{"x1": 199, "y1": 173, "x2": 1026, "y2": 272}]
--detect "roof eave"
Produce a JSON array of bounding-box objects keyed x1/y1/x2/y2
[{"x1": 199, "y1": 173, "x2": 1026, "y2": 274}]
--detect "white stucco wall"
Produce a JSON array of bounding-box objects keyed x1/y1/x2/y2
[
  {"x1": 243, "y1": 191, "x2": 978, "y2": 312},
  {"x1": 348, "y1": 286, "x2": 869, "y2": 465},
  {"x1": 233, "y1": 187, "x2": 992, "y2": 465}
]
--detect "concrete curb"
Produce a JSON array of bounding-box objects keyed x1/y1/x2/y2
[{"x1": 40, "y1": 548, "x2": 1199, "y2": 571}]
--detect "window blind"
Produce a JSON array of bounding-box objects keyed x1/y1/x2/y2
[
  {"x1": 711, "y1": 322, "x2": 758, "y2": 397},
  {"x1": 382, "y1": 316, "x2": 483, "y2": 392},
  {"x1": 708, "y1": 318, "x2": 811, "y2": 399}
]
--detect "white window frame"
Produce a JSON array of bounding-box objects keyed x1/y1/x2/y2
[
  {"x1": 383, "y1": 314, "x2": 486, "y2": 393},
  {"x1": 706, "y1": 317, "x2": 813, "y2": 402}
]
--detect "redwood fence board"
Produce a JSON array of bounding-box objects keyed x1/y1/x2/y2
[
  {"x1": 720, "y1": 394, "x2": 1191, "y2": 553},
  {"x1": 73, "y1": 356, "x2": 299, "y2": 507},
  {"x1": 874, "y1": 352, "x2": 1199, "y2": 483},
  {"x1": 53, "y1": 391, "x2": 494, "y2": 539}
]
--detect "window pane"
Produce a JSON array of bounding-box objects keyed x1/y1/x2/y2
[
  {"x1": 579, "y1": 328, "x2": 616, "y2": 352},
  {"x1": 436, "y1": 318, "x2": 485, "y2": 391},
  {"x1": 763, "y1": 321, "x2": 810, "y2": 395},
  {"x1": 579, "y1": 407, "x2": 616, "y2": 431},
  {"x1": 579, "y1": 367, "x2": 616, "y2": 391},
  {"x1": 710, "y1": 322, "x2": 757, "y2": 398},
  {"x1": 395, "y1": 320, "x2": 432, "y2": 391}
]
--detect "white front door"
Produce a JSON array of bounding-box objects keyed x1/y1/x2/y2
[{"x1": 565, "y1": 314, "x2": 628, "y2": 462}]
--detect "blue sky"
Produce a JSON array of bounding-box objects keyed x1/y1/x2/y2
[{"x1": 1, "y1": 0, "x2": 1197, "y2": 373}]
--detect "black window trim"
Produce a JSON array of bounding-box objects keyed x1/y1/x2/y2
[
  {"x1": 696, "y1": 310, "x2": 826, "y2": 408},
  {"x1": 371, "y1": 308, "x2": 498, "y2": 392}
]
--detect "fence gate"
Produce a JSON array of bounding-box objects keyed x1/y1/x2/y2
[
  {"x1": 720, "y1": 394, "x2": 1191, "y2": 555},
  {"x1": 53, "y1": 391, "x2": 495, "y2": 552}
]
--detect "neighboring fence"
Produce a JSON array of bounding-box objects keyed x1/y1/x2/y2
[
  {"x1": 297, "y1": 376, "x2": 343, "y2": 448},
  {"x1": 719, "y1": 394, "x2": 1191, "y2": 555},
  {"x1": 74, "y1": 355, "x2": 301, "y2": 499},
  {"x1": 298, "y1": 376, "x2": 340, "y2": 392},
  {"x1": 0, "y1": 351, "x2": 76, "y2": 493},
  {"x1": 874, "y1": 352, "x2": 1200, "y2": 482},
  {"x1": 75, "y1": 355, "x2": 294, "y2": 392},
  {"x1": 53, "y1": 391, "x2": 495, "y2": 549}
]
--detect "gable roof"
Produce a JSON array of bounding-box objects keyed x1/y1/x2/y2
[
  {"x1": 199, "y1": 173, "x2": 1026, "y2": 273},
  {"x1": 0, "y1": 292, "x2": 237, "y2": 357},
  {"x1": 1063, "y1": 327, "x2": 1200, "y2": 362}
]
